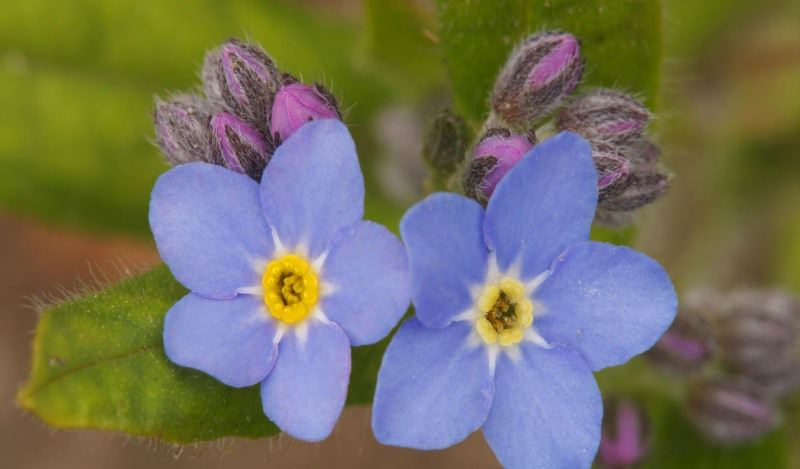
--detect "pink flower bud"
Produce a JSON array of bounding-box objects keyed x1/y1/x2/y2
[
  {"x1": 463, "y1": 129, "x2": 535, "y2": 204},
  {"x1": 270, "y1": 83, "x2": 340, "y2": 145},
  {"x1": 557, "y1": 89, "x2": 651, "y2": 144},
  {"x1": 492, "y1": 31, "x2": 583, "y2": 128},
  {"x1": 209, "y1": 112, "x2": 271, "y2": 180},
  {"x1": 598, "y1": 399, "x2": 650, "y2": 468},
  {"x1": 154, "y1": 95, "x2": 212, "y2": 165},
  {"x1": 204, "y1": 39, "x2": 280, "y2": 131}
]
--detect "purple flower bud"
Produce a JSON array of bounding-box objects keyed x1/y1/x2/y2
[
  {"x1": 463, "y1": 128, "x2": 536, "y2": 205},
  {"x1": 200, "y1": 48, "x2": 224, "y2": 106},
  {"x1": 687, "y1": 378, "x2": 778, "y2": 444},
  {"x1": 593, "y1": 146, "x2": 632, "y2": 201},
  {"x1": 207, "y1": 39, "x2": 281, "y2": 131},
  {"x1": 647, "y1": 312, "x2": 713, "y2": 375},
  {"x1": 598, "y1": 398, "x2": 650, "y2": 468},
  {"x1": 557, "y1": 89, "x2": 651, "y2": 144},
  {"x1": 209, "y1": 112, "x2": 271, "y2": 181},
  {"x1": 492, "y1": 31, "x2": 583, "y2": 127},
  {"x1": 594, "y1": 165, "x2": 670, "y2": 227},
  {"x1": 154, "y1": 95, "x2": 212, "y2": 165},
  {"x1": 270, "y1": 82, "x2": 341, "y2": 145},
  {"x1": 713, "y1": 289, "x2": 800, "y2": 398}
]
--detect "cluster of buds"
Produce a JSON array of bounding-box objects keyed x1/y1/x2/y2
[
  {"x1": 154, "y1": 38, "x2": 341, "y2": 180},
  {"x1": 454, "y1": 31, "x2": 670, "y2": 225},
  {"x1": 647, "y1": 288, "x2": 800, "y2": 444}
]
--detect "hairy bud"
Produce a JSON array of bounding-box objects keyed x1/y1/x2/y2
[
  {"x1": 270, "y1": 82, "x2": 341, "y2": 145},
  {"x1": 647, "y1": 312, "x2": 713, "y2": 375},
  {"x1": 154, "y1": 95, "x2": 212, "y2": 165},
  {"x1": 206, "y1": 39, "x2": 280, "y2": 131},
  {"x1": 209, "y1": 112, "x2": 271, "y2": 180},
  {"x1": 463, "y1": 128, "x2": 535, "y2": 205},
  {"x1": 557, "y1": 89, "x2": 651, "y2": 144},
  {"x1": 593, "y1": 146, "x2": 632, "y2": 201},
  {"x1": 598, "y1": 398, "x2": 650, "y2": 468},
  {"x1": 686, "y1": 378, "x2": 777, "y2": 444},
  {"x1": 422, "y1": 109, "x2": 470, "y2": 178},
  {"x1": 492, "y1": 31, "x2": 582, "y2": 128}
]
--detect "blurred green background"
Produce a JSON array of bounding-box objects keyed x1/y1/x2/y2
[{"x1": 1, "y1": 0, "x2": 799, "y2": 467}]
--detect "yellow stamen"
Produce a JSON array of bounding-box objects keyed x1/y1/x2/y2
[
  {"x1": 474, "y1": 277, "x2": 534, "y2": 347},
  {"x1": 262, "y1": 254, "x2": 319, "y2": 324}
]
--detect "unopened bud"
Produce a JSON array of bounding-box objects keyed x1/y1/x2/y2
[
  {"x1": 557, "y1": 89, "x2": 651, "y2": 144},
  {"x1": 593, "y1": 147, "x2": 632, "y2": 201},
  {"x1": 154, "y1": 95, "x2": 212, "y2": 165},
  {"x1": 422, "y1": 109, "x2": 470, "y2": 178},
  {"x1": 595, "y1": 167, "x2": 670, "y2": 227},
  {"x1": 207, "y1": 39, "x2": 280, "y2": 131},
  {"x1": 647, "y1": 312, "x2": 713, "y2": 375},
  {"x1": 597, "y1": 398, "x2": 650, "y2": 468},
  {"x1": 463, "y1": 129, "x2": 535, "y2": 205},
  {"x1": 270, "y1": 82, "x2": 340, "y2": 145},
  {"x1": 209, "y1": 112, "x2": 271, "y2": 180},
  {"x1": 492, "y1": 31, "x2": 583, "y2": 128},
  {"x1": 687, "y1": 378, "x2": 777, "y2": 444}
]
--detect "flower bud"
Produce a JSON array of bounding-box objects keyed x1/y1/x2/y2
[
  {"x1": 598, "y1": 398, "x2": 650, "y2": 468},
  {"x1": 207, "y1": 39, "x2": 281, "y2": 131},
  {"x1": 463, "y1": 128, "x2": 535, "y2": 205},
  {"x1": 270, "y1": 82, "x2": 340, "y2": 145},
  {"x1": 422, "y1": 109, "x2": 470, "y2": 178},
  {"x1": 557, "y1": 89, "x2": 651, "y2": 144},
  {"x1": 594, "y1": 166, "x2": 670, "y2": 227},
  {"x1": 593, "y1": 146, "x2": 632, "y2": 201},
  {"x1": 492, "y1": 31, "x2": 583, "y2": 127},
  {"x1": 209, "y1": 112, "x2": 271, "y2": 180},
  {"x1": 686, "y1": 378, "x2": 777, "y2": 444},
  {"x1": 647, "y1": 312, "x2": 713, "y2": 375},
  {"x1": 153, "y1": 95, "x2": 212, "y2": 165}
]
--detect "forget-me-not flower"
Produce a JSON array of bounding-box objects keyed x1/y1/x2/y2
[
  {"x1": 372, "y1": 132, "x2": 676, "y2": 468},
  {"x1": 150, "y1": 119, "x2": 410, "y2": 442}
]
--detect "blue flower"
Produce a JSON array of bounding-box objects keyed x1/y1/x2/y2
[
  {"x1": 149, "y1": 119, "x2": 410, "y2": 442},
  {"x1": 371, "y1": 132, "x2": 676, "y2": 468}
]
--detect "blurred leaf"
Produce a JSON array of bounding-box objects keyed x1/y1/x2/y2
[
  {"x1": 363, "y1": 0, "x2": 443, "y2": 96},
  {"x1": 0, "y1": 0, "x2": 394, "y2": 235},
  {"x1": 435, "y1": 0, "x2": 663, "y2": 121},
  {"x1": 18, "y1": 265, "x2": 390, "y2": 443}
]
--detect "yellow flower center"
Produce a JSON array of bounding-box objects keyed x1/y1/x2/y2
[
  {"x1": 262, "y1": 254, "x2": 319, "y2": 324},
  {"x1": 475, "y1": 277, "x2": 534, "y2": 347}
]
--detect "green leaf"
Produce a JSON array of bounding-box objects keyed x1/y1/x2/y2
[
  {"x1": 0, "y1": 0, "x2": 395, "y2": 236},
  {"x1": 18, "y1": 265, "x2": 389, "y2": 443},
  {"x1": 435, "y1": 0, "x2": 664, "y2": 121}
]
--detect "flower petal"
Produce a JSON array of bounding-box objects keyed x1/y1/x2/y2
[
  {"x1": 163, "y1": 293, "x2": 278, "y2": 388},
  {"x1": 484, "y1": 132, "x2": 597, "y2": 278},
  {"x1": 483, "y1": 344, "x2": 602, "y2": 469},
  {"x1": 535, "y1": 241, "x2": 677, "y2": 371},
  {"x1": 372, "y1": 318, "x2": 494, "y2": 449},
  {"x1": 400, "y1": 193, "x2": 489, "y2": 328},
  {"x1": 260, "y1": 320, "x2": 351, "y2": 442},
  {"x1": 149, "y1": 163, "x2": 273, "y2": 298},
  {"x1": 321, "y1": 221, "x2": 410, "y2": 345},
  {"x1": 260, "y1": 119, "x2": 364, "y2": 258}
]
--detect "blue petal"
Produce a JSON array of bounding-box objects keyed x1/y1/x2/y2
[
  {"x1": 483, "y1": 344, "x2": 602, "y2": 469},
  {"x1": 484, "y1": 132, "x2": 597, "y2": 278},
  {"x1": 534, "y1": 241, "x2": 677, "y2": 371},
  {"x1": 260, "y1": 119, "x2": 364, "y2": 259},
  {"x1": 321, "y1": 221, "x2": 410, "y2": 345},
  {"x1": 163, "y1": 293, "x2": 278, "y2": 388},
  {"x1": 372, "y1": 318, "x2": 494, "y2": 449},
  {"x1": 149, "y1": 163, "x2": 273, "y2": 298},
  {"x1": 400, "y1": 193, "x2": 488, "y2": 328},
  {"x1": 260, "y1": 320, "x2": 351, "y2": 442}
]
